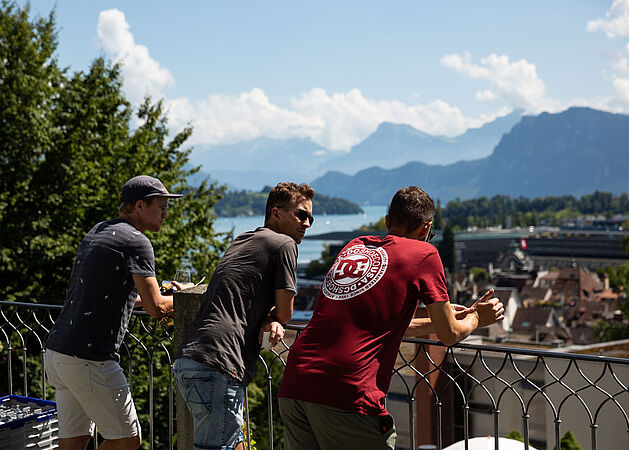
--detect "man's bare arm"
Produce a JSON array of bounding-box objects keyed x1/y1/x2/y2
[
  {"x1": 405, "y1": 304, "x2": 470, "y2": 337},
  {"x1": 259, "y1": 289, "x2": 294, "y2": 348},
  {"x1": 425, "y1": 289, "x2": 504, "y2": 346},
  {"x1": 133, "y1": 275, "x2": 176, "y2": 319},
  {"x1": 271, "y1": 289, "x2": 294, "y2": 325}
]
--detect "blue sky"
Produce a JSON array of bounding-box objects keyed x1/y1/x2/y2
[{"x1": 21, "y1": 1, "x2": 629, "y2": 152}]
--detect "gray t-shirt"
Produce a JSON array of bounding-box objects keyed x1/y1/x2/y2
[
  {"x1": 46, "y1": 219, "x2": 155, "y2": 362},
  {"x1": 177, "y1": 227, "x2": 297, "y2": 385}
]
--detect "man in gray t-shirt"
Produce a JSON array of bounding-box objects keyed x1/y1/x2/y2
[
  {"x1": 45, "y1": 175, "x2": 185, "y2": 450},
  {"x1": 175, "y1": 182, "x2": 315, "y2": 450}
]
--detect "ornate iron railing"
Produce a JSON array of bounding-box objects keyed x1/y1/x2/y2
[
  {"x1": 2, "y1": 300, "x2": 629, "y2": 450},
  {"x1": 0, "y1": 301, "x2": 175, "y2": 450}
]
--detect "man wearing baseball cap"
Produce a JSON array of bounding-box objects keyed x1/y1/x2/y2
[{"x1": 45, "y1": 175, "x2": 185, "y2": 450}]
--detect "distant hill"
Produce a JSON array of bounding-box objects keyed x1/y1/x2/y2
[
  {"x1": 317, "y1": 109, "x2": 524, "y2": 174},
  {"x1": 214, "y1": 189, "x2": 363, "y2": 217},
  {"x1": 311, "y1": 107, "x2": 629, "y2": 204}
]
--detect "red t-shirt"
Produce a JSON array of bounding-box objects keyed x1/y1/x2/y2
[{"x1": 278, "y1": 235, "x2": 449, "y2": 416}]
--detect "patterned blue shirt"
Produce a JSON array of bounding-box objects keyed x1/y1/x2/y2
[{"x1": 46, "y1": 219, "x2": 155, "y2": 361}]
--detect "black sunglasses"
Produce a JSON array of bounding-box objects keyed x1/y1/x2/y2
[{"x1": 293, "y1": 208, "x2": 314, "y2": 225}]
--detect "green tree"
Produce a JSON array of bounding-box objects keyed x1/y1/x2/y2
[
  {"x1": 470, "y1": 266, "x2": 489, "y2": 281},
  {"x1": 433, "y1": 199, "x2": 442, "y2": 230},
  {"x1": 0, "y1": 1, "x2": 64, "y2": 301},
  {"x1": 505, "y1": 430, "x2": 524, "y2": 442},
  {"x1": 594, "y1": 264, "x2": 629, "y2": 342},
  {"x1": 0, "y1": 1, "x2": 230, "y2": 304},
  {"x1": 553, "y1": 430, "x2": 583, "y2": 450},
  {"x1": 214, "y1": 188, "x2": 362, "y2": 217},
  {"x1": 440, "y1": 192, "x2": 629, "y2": 230},
  {"x1": 360, "y1": 216, "x2": 387, "y2": 232},
  {"x1": 305, "y1": 244, "x2": 337, "y2": 278},
  {"x1": 1, "y1": 4, "x2": 232, "y2": 450},
  {"x1": 438, "y1": 225, "x2": 456, "y2": 273}
]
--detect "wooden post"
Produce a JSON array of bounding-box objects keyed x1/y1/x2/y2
[{"x1": 173, "y1": 285, "x2": 206, "y2": 450}]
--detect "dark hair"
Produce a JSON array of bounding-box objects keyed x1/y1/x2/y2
[
  {"x1": 387, "y1": 186, "x2": 435, "y2": 232},
  {"x1": 264, "y1": 182, "x2": 315, "y2": 224}
]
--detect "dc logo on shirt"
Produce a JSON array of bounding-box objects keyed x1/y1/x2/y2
[{"x1": 322, "y1": 244, "x2": 388, "y2": 301}]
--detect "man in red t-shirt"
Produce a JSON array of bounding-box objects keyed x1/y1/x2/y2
[{"x1": 278, "y1": 186, "x2": 504, "y2": 450}]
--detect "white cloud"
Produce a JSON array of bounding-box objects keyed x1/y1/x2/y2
[
  {"x1": 441, "y1": 52, "x2": 559, "y2": 113},
  {"x1": 165, "y1": 87, "x2": 511, "y2": 151},
  {"x1": 611, "y1": 59, "x2": 629, "y2": 103},
  {"x1": 291, "y1": 88, "x2": 477, "y2": 148},
  {"x1": 586, "y1": 0, "x2": 629, "y2": 39},
  {"x1": 585, "y1": 2, "x2": 629, "y2": 106},
  {"x1": 476, "y1": 90, "x2": 498, "y2": 102},
  {"x1": 613, "y1": 56, "x2": 629, "y2": 74},
  {"x1": 614, "y1": 77, "x2": 629, "y2": 101},
  {"x1": 166, "y1": 88, "x2": 322, "y2": 147},
  {"x1": 94, "y1": 10, "x2": 518, "y2": 151},
  {"x1": 97, "y1": 9, "x2": 174, "y2": 103}
]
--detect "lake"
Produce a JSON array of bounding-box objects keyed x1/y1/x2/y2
[{"x1": 214, "y1": 205, "x2": 387, "y2": 263}]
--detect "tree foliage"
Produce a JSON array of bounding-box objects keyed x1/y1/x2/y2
[
  {"x1": 470, "y1": 266, "x2": 489, "y2": 281},
  {"x1": 553, "y1": 430, "x2": 583, "y2": 450},
  {"x1": 505, "y1": 430, "x2": 524, "y2": 442},
  {"x1": 433, "y1": 199, "x2": 443, "y2": 230},
  {"x1": 0, "y1": 1, "x2": 230, "y2": 304},
  {"x1": 305, "y1": 244, "x2": 337, "y2": 278},
  {"x1": 438, "y1": 225, "x2": 456, "y2": 273},
  {"x1": 442, "y1": 192, "x2": 629, "y2": 229},
  {"x1": 594, "y1": 264, "x2": 629, "y2": 342},
  {"x1": 359, "y1": 216, "x2": 387, "y2": 232}
]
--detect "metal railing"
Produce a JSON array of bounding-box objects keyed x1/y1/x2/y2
[
  {"x1": 2, "y1": 300, "x2": 629, "y2": 450},
  {"x1": 0, "y1": 301, "x2": 175, "y2": 449}
]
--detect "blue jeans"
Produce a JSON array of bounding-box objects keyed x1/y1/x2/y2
[{"x1": 174, "y1": 358, "x2": 245, "y2": 450}]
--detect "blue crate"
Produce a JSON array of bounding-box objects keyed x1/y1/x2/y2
[{"x1": 0, "y1": 395, "x2": 58, "y2": 449}]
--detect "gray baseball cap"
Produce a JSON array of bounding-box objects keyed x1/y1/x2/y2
[{"x1": 120, "y1": 175, "x2": 183, "y2": 202}]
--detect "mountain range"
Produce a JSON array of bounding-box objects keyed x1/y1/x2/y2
[
  {"x1": 191, "y1": 109, "x2": 523, "y2": 190},
  {"x1": 311, "y1": 107, "x2": 629, "y2": 204},
  {"x1": 317, "y1": 109, "x2": 524, "y2": 174},
  {"x1": 190, "y1": 107, "x2": 629, "y2": 205}
]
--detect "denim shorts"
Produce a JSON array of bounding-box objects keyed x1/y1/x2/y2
[{"x1": 174, "y1": 358, "x2": 245, "y2": 450}]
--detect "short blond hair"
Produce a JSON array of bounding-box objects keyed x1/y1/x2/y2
[{"x1": 264, "y1": 182, "x2": 315, "y2": 224}]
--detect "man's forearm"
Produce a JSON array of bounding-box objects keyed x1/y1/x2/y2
[
  {"x1": 272, "y1": 289, "x2": 294, "y2": 325},
  {"x1": 407, "y1": 304, "x2": 474, "y2": 338},
  {"x1": 449, "y1": 311, "x2": 480, "y2": 344},
  {"x1": 139, "y1": 294, "x2": 173, "y2": 317},
  {"x1": 155, "y1": 295, "x2": 174, "y2": 317},
  {"x1": 407, "y1": 314, "x2": 479, "y2": 343},
  {"x1": 426, "y1": 301, "x2": 484, "y2": 346},
  {"x1": 405, "y1": 317, "x2": 436, "y2": 337}
]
